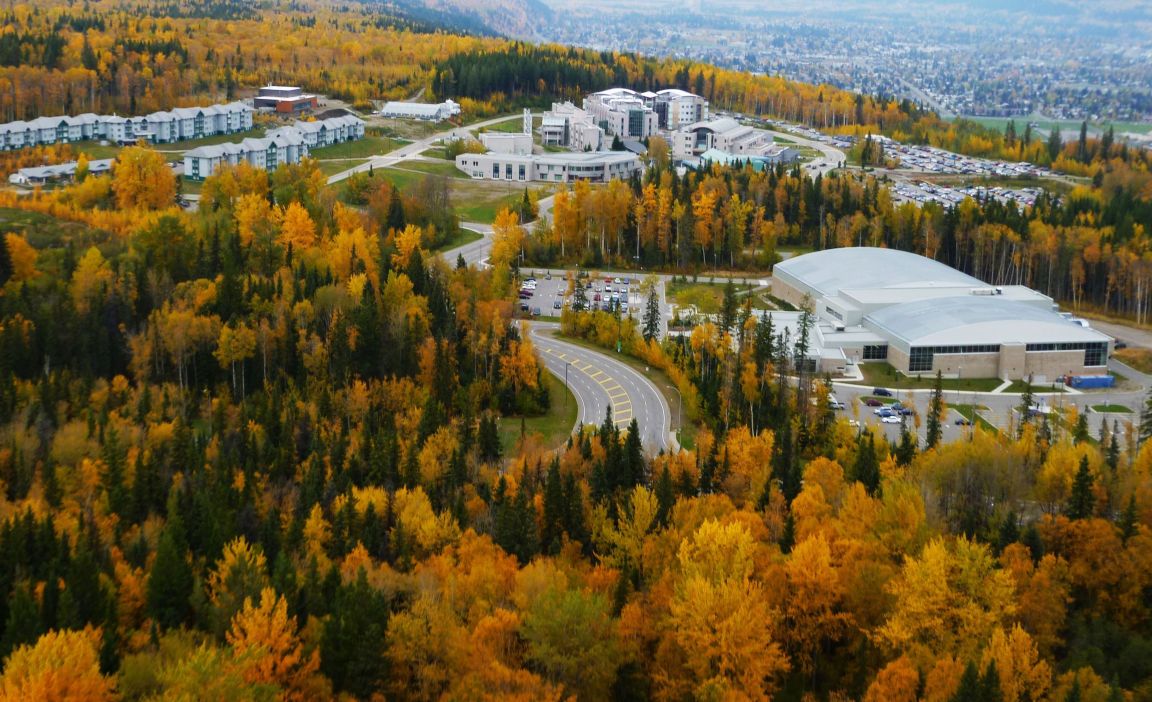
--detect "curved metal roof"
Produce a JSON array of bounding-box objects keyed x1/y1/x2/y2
[
  {"x1": 865, "y1": 296, "x2": 1109, "y2": 347},
  {"x1": 774, "y1": 247, "x2": 983, "y2": 296}
]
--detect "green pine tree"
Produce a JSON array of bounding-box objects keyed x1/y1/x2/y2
[
  {"x1": 146, "y1": 526, "x2": 193, "y2": 630},
  {"x1": 926, "y1": 370, "x2": 944, "y2": 449},
  {"x1": 642, "y1": 285, "x2": 661, "y2": 342},
  {"x1": 1066, "y1": 455, "x2": 1095, "y2": 520},
  {"x1": 321, "y1": 569, "x2": 391, "y2": 698}
]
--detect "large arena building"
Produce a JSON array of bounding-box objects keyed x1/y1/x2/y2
[{"x1": 771, "y1": 247, "x2": 1112, "y2": 381}]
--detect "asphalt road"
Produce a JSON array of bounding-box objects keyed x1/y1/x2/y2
[{"x1": 529, "y1": 322, "x2": 674, "y2": 454}]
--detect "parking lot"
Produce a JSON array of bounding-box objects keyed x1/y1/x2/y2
[{"x1": 516, "y1": 270, "x2": 653, "y2": 322}]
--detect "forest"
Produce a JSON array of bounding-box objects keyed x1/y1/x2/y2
[{"x1": 0, "y1": 132, "x2": 1148, "y2": 700}]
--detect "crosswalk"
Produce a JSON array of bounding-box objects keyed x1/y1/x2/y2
[{"x1": 542, "y1": 347, "x2": 633, "y2": 427}]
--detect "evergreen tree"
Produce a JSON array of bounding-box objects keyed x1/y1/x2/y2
[
  {"x1": 1140, "y1": 390, "x2": 1152, "y2": 445},
  {"x1": 719, "y1": 280, "x2": 738, "y2": 333},
  {"x1": 950, "y1": 661, "x2": 983, "y2": 702},
  {"x1": 1075, "y1": 411, "x2": 1091, "y2": 444},
  {"x1": 623, "y1": 418, "x2": 645, "y2": 487},
  {"x1": 146, "y1": 526, "x2": 193, "y2": 630},
  {"x1": 541, "y1": 459, "x2": 565, "y2": 554},
  {"x1": 322, "y1": 569, "x2": 390, "y2": 698},
  {"x1": 1107, "y1": 424, "x2": 1120, "y2": 472},
  {"x1": 927, "y1": 370, "x2": 944, "y2": 449},
  {"x1": 1017, "y1": 378, "x2": 1035, "y2": 438},
  {"x1": 573, "y1": 279, "x2": 589, "y2": 311},
  {"x1": 1120, "y1": 494, "x2": 1138, "y2": 542},
  {"x1": 1065, "y1": 678, "x2": 1082, "y2": 702},
  {"x1": 0, "y1": 584, "x2": 42, "y2": 660},
  {"x1": 1077, "y1": 120, "x2": 1089, "y2": 163},
  {"x1": 1048, "y1": 127, "x2": 1063, "y2": 161},
  {"x1": 655, "y1": 465, "x2": 675, "y2": 527},
  {"x1": 852, "y1": 431, "x2": 881, "y2": 495},
  {"x1": 642, "y1": 285, "x2": 661, "y2": 342},
  {"x1": 1066, "y1": 455, "x2": 1095, "y2": 520},
  {"x1": 980, "y1": 660, "x2": 1004, "y2": 702},
  {"x1": 477, "y1": 413, "x2": 502, "y2": 464},
  {"x1": 997, "y1": 511, "x2": 1020, "y2": 553},
  {"x1": 101, "y1": 428, "x2": 129, "y2": 517}
]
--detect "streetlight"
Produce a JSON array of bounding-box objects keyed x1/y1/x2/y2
[{"x1": 665, "y1": 383, "x2": 683, "y2": 444}]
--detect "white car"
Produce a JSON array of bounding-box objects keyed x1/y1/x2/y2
[{"x1": 881, "y1": 415, "x2": 902, "y2": 424}]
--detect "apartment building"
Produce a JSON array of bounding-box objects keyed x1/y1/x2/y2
[
  {"x1": 0, "y1": 102, "x2": 254, "y2": 150},
  {"x1": 183, "y1": 114, "x2": 364, "y2": 180}
]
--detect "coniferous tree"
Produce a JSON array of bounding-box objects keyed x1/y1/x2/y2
[
  {"x1": 926, "y1": 370, "x2": 944, "y2": 449},
  {"x1": 950, "y1": 661, "x2": 983, "y2": 702},
  {"x1": 322, "y1": 569, "x2": 390, "y2": 699},
  {"x1": 147, "y1": 525, "x2": 193, "y2": 630},
  {"x1": 1066, "y1": 456, "x2": 1095, "y2": 520},
  {"x1": 643, "y1": 285, "x2": 661, "y2": 342},
  {"x1": 0, "y1": 584, "x2": 42, "y2": 660},
  {"x1": 852, "y1": 431, "x2": 881, "y2": 495}
]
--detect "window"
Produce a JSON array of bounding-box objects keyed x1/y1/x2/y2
[
  {"x1": 863, "y1": 345, "x2": 888, "y2": 360},
  {"x1": 518, "y1": 164, "x2": 526, "y2": 181},
  {"x1": 825, "y1": 306, "x2": 843, "y2": 321},
  {"x1": 505, "y1": 164, "x2": 512, "y2": 180},
  {"x1": 492, "y1": 163, "x2": 499, "y2": 178}
]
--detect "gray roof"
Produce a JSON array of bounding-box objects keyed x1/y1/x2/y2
[
  {"x1": 864, "y1": 296, "x2": 1110, "y2": 348},
  {"x1": 774, "y1": 247, "x2": 983, "y2": 297}
]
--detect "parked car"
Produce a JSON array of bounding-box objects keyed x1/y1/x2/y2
[
  {"x1": 518, "y1": 291, "x2": 532, "y2": 299},
  {"x1": 873, "y1": 388, "x2": 893, "y2": 397},
  {"x1": 890, "y1": 403, "x2": 914, "y2": 416},
  {"x1": 532, "y1": 307, "x2": 541, "y2": 316},
  {"x1": 545, "y1": 273, "x2": 552, "y2": 280},
  {"x1": 553, "y1": 300, "x2": 562, "y2": 310},
  {"x1": 881, "y1": 415, "x2": 902, "y2": 424},
  {"x1": 593, "y1": 293, "x2": 601, "y2": 301},
  {"x1": 864, "y1": 398, "x2": 883, "y2": 407},
  {"x1": 955, "y1": 418, "x2": 972, "y2": 426},
  {"x1": 519, "y1": 303, "x2": 529, "y2": 312},
  {"x1": 875, "y1": 408, "x2": 894, "y2": 417}
]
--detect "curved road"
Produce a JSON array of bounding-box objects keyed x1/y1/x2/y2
[{"x1": 529, "y1": 323, "x2": 674, "y2": 454}]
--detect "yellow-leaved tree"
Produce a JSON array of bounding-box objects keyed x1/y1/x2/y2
[
  {"x1": 0, "y1": 629, "x2": 114, "y2": 702},
  {"x1": 112, "y1": 145, "x2": 176, "y2": 210},
  {"x1": 279, "y1": 201, "x2": 317, "y2": 252},
  {"x1": 227, "y1": 588, "x2": 330, "y2": 701}
]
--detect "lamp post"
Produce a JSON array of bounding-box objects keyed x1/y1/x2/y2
[{"x1": 665, "y1": 383, "x2": 683, "y2": 443}]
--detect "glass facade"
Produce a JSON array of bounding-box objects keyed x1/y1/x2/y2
[{"x1": 863, "y1": 344, "x2": 888, "y2": 360}]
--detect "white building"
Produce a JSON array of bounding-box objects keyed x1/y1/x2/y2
[
  {"x1": 9, "y1": 158, "x2": 114, "y2": 186},
  {"x1": 651, "y1": 88, "x2": 709, "y2": 129},
  {"x1": 378, "y1": 99, "x2": 461, "y2": 122},
  {"x1": 771, "y1": 247, "x2": 1113, "y2": 380},
  {"x1": 0, "y1": 102, "x2": 254, "y2": 150},
  {"x1": 183, "y1": 114, "x2": 364, "y2": 180},
  {"x1": 671, "y1": 117, "x2": 782, "y2": 160},
  {"x1": 455, "y1": 149, "x2": 641, "y2": 184},
  {"x1": 583, "y1": 88, "x2": 658, "y2": 140},
  {"x1": 540, "y1": 102, "x2": 604, "y2": 152}
]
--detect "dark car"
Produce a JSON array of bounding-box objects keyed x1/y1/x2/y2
[
  {"x1": 864, "y1": 398, "x2": 883, "y2": 407},
  {"x1": 955, "y1": 418, "x2": 972, "y2": 426},
  {"x1": 873, "y1": 388, "x2": 893, "y2": 397},
  {"x1": 519, "y1": 291, "x2": 532, "y2": 299},
  {"x1": 519, "y1": 303, "x2": 529, "y2": 312},
  {"x1": 532, "y1": 306, "x2": 542, "y2": 316},
  {"x1": 553, "y1": 300, "x2": 562, "y2": 310}
]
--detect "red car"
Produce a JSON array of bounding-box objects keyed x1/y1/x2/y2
[
  {"x1": 863, "y1": 398, "x2": 883, "y2": 407},
  {"x1": 593, "y1": 293, "x2": 601, "y2": 301}
]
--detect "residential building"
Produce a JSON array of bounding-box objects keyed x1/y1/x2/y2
[
  {"x1": 455, "y1": 149, "x2": 641, "y2": 184},
  {"x1": 0, "y1": 102, "x2": 254, "y2": 150},
  {"x1": 771, "y1": 247, "x2": 1113, "y2": 380},
  {"x1": 254, "y1": 86, "x2": 319, "y2": 114},
  {"x1": 8, "y1": 158, "x2": 114, "y2": 186},
  {"x1": 377, "y1": 99, "x2": 461, "y2": 121},
  {"x1": 182, "y1": 114, "x2": 364, "y2": 180}
]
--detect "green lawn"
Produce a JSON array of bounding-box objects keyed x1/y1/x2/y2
[
  {"x1": 1004, "y1": 379, "x2": 1066, "y2": 394},
  {"x1": 497, "y1": 371, "x2": 578, "y2": 453},
  {"x1": 482, "y1": 115, "x2": 539, "y2": 133},
  {"x1": 950, "y1": 403, "x2": 990, "y2": 420},
  {"x1": 72, "y1": 141, "x2": 124, "y2": 160},
  {"x1": 1092, "y1": 404, "x2": 1132, "y2": 413},
  {"x1": 431, "y1": 228, "x2": 482, "y2": 253},
  {"x1": 454, "y1": 187, "x2": 533, "y2": 224},
  {"x1": 395, "y1": 159, "x2": 464, "y2": 178},
  {"x1": 310, "y1": 135, "x2": 406, "y2": 160},
  {"x1": 317, "y1": 159, "x2": 370, "y2": 176},
  {"x1": 848, "y1": 363, "x2": 1004, "y2": 392},
  {"x1": 956, "y1": 115, "x2": 1152, "y2": 136}
]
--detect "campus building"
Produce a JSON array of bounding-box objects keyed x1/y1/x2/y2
[
  {"x1": 253, "y1": 86, "x2": 319, "y2": 114},
  {"x1": 377, "y1": 99, "x2": 461, "y2": 121},
  {"x1": 771, "y1": 247, "x2": 1113, "y2": 380},
  {"x1": 648, "y1": 88, "x2": 709, "y2": 129},
  {"x1": 455, "y1": 149, "x2": 641, "y2": 184},
  {"x1": 672, "y1": 117, "x2": 782, "y2": 160},
  {"x1": 540, "y1": 102, "x2": 604, "y2": 152},
  {"x1": 182, "y1": 114, "x2": 365, "y2": 180},
  {"x1": 584, "y1": 88, "x2": 659, "y2": 140},
  {"x1": 0, "y1": 102, "x2": 254, "y2": 150}
]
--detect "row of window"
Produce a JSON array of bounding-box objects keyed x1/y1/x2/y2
[
  {"x1": 908, "y1": 344, "x2": 1000, "y2": 372},
  {"x1": 1026, "y1": 342, "x2": 1108, "y2": 366},
  {"x1": 862, "y1": 345, "x2": 888, "y2": 360}
]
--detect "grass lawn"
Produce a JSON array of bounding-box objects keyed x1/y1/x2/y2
[
  {"x1": 317, "y1": 159, "x2": 370, "y2": 176},
  {"x1": 0, "y1": 208, "x2": 106, "y2": 251},
  {"x1": 1113, "y1": 348, "x2": 1152, "y2": 374},
  {"x1": 1092, "y1": 404, "x2": 1132, "y2": 413},
  {"x1": 395, "y1": 159, "x2": 464, "y2": 178},
  {"x1": 310, "y1": 135, "x2": 406, "y2": 160},
  {"x1": 497, "y1": 371, "x2": 578, "y2": 454},
  {"x1": 483, "y1": 115, "x2": 539, "y2": 133},
  {"x1": 72, "y1": 140, "x2": 124, "y2": 160},
  {"x1": 1004, "y1": 379, "x2": 1066, "y2": 394},
  {"x1": 849, "y1": 363, "x2": 1004, "y2": 392},
  {"x1": 950, "y1": 403, "x2": 990, "y2": 420},
  {"x1": 454, "y1": 186, "x2": 534, "y2": 223},
  {"x1": 665, "y1": 280, "x2": 752, "y2": 315}
]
